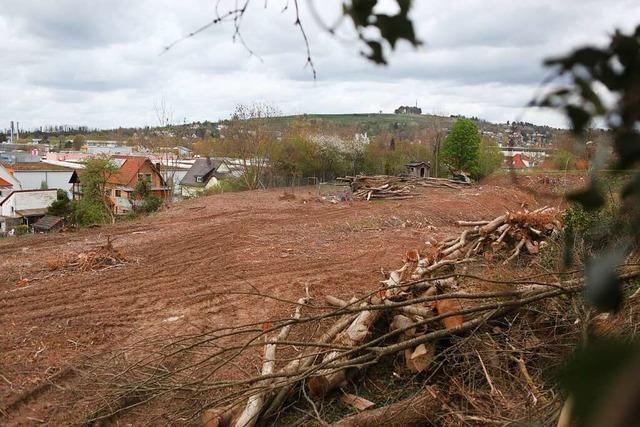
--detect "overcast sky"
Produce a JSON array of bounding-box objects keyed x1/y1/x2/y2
[{"x1": 1, "y1": 0, "x2": 638, "y2": 130}]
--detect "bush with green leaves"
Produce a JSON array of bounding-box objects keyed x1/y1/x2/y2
[
  {"x1": 70, "y1": 158, "x2": 117, "y2": 226},
  {"x1": 15, "y1": 224, "x2": 30, "y2": 236},
  {"x1": 540, "y1": 201, "x2": 626, "y2": 270},
  {"x1": 132, "y1": 179, "x2": 164, "y2": 214},
  {"x1": 203, "y1": 177, "x2": 248, "y2": 195},
  {"x1": 441, "y1": 118, "x2": 481, "y2": 177},
  {"x1": 478, "y1": 138, "x2": 504, "y2": 178},
  {"x1": 48, "y1": 189, "x2": 72, "y2": 217}
]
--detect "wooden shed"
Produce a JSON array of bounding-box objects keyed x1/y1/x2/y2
[{"x1": 405, "y1": 161, "x2": 431, "y2": 178}]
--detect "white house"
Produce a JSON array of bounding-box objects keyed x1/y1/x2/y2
[
  {"x1": 7, "y1": 163, "x2": 74, "y2": 197},
  {"x1": 0, "y1": 189, "x2": 57, "y2": 233},
  {"x1": 0, "y1": 164, "x2": 22, "y2": 199}
]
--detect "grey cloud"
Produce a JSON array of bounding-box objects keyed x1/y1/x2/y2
[{"x1": 0, "y1": 0, "x2": 638, "y2": 130}]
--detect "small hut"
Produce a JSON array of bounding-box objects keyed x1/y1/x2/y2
[
  {"x1": 405, "y1": 161, "x2": 431, "y2": 178},
  {"x1": 32, "y1": 215, "x2": 64, "y2": 233}
]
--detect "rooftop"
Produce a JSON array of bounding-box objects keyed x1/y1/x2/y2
[{"x1": 1, "y1": 162, "x2": 73, "y2": 171}]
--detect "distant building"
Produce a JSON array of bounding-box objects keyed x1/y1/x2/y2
[
  {"x1": 405, "y1": 161, "x2": 431, "y2": 178},
  {"x1": 0, "y1": 189, "x2": 58, "y2": 234},
  {"x1": 175, "y1": 145, "x2": 193, "y2": 157},
  {"x1": 394, "y1": 106, "x2": 422, "y2": 115},
  {"x1": 85, "y1": 140, "x2": 133, "y2": 155},
  {"x1": 0, "y1": 164, "x2": 22, "y2": 198},
  {"x1": 33, "y1": 215, "x2": 65, "y2": 233},
  {"x1": 179, "y1": 158, "x2": 227, "y2": 198},
  {"x1": 4, "y1": 162, "x2": 75, "y2": 197},
  {"x1": 70, "y1": 156, "x2": 169, "y2": 215}
]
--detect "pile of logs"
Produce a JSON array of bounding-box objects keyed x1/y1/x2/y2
[
  {"x1": 338, "y1": 175, "x2": 472, "y2": 200},
  {"x1": 201, "y1": 208, "x2": 575, "y2": 427}
]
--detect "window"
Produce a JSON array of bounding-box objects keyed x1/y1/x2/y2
[
  {"x1": 145, "y1": 173, "x2": 152, "y2": 181},
  {"x1": 115, "y1": 190, "x2": 122, "y2": 197},
  {"x1": 195, "y1": 176, "x2": 203, "y2": 183}
]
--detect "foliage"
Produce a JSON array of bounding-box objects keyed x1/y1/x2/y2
[
  {"x1": 203, "y1": 177, "x2": 247, "y2": 195},
  {"x1": 441, "y1": 118, "x2": 481, "y2": 176},
  {"x1": 534, "y1": 24, "x2": 640, "y2": 314},
  {"x1": 477, "y1": 138, "x2": 503, "y2": 178},
  {"x1": 342, "y1": 0, "x2": 421, "y2": 64},
  {"x1": 220, "y1": 103, "x2": 279, "y2": 189},
  {"x1": 552, "y1": 149, "x2": 577, "y2": 170},
  {"x1": 540, "y1": 199, "x2": 626, "y2": 271},
  {"x1": 39, "y1": 180, "x2": 48, "y2": 190},
  {"x1": 71, "y1": 158, "x2": 117, "y2": 226},
  {"x1": 15, "y1": 224, "x2": 29, "y2": 236},
  {"x1": 73, "y1": 134, "x2": 86, "y2": 151},
  {"x1": 48, "y1": 189, "x2": 72, "y2": 217},
  {"x1": 132, "y1": 179, "x2": 163, "y2": 214}
]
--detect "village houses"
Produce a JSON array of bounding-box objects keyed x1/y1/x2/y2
[{"x1": 70, "y1": 156, "x2": 169, "y2": 215}]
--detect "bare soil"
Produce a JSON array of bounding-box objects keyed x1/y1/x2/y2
[{"x1": 0, "y1": 180, "x2": 561, "y2": 425}]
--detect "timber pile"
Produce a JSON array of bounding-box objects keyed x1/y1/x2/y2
[
  {"x1": 200, "y1": 208, "x2": 587, "y2": 427},
  {"x1": 338, "y1": 175, "x2": 471, "y2": 200}
]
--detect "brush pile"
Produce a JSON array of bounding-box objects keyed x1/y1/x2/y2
[
  {"x1": 49, "y1": 238, "x2": 128, "y2": 272},
  {"x1": 195, "y1": 208, "x2": 594, "y2": 426},
  {"x1": 78, "y1": 209, "x2": 639, "y2": 427},
  {"x1": 338, "y1": 175, "x2": 471, "y2": 200}
]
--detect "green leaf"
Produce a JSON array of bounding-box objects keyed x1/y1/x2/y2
[
  {"x1": 584, "y1": 249, "x2": 625, "y2": 312},
  {"x1": 565, "y1": 105, "x2": 591, "y2": 135},
  {"x1": 567, "y1": 185, "x2": 605, "y2": 210},
  {"x1": 363, "y1": 40, "x2": 386, "y2": 64},
  {"x1": 560, "y1": 338, "x2": 638, "y2": 425}
]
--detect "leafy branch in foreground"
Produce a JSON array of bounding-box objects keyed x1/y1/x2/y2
[
  {"x1": 164, "y1": 0, "x2": 421, "y2": 78},
  {"x1": 534, "y1": 24, "x2": 640, "y2": 311}
]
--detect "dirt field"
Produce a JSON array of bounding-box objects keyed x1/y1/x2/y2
[{"x1": 0, "y1": 180, "x2": 559, "y2": 425}]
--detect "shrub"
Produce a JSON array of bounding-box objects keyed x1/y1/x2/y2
[
  {"x1": 540, "y1": 200, "x2": 628, "y2": 270},
  {"x1": 203, "y1": 178, "x2": 247, "y2": 195},
  {"x1": 15, "y1": 224, "x2": 30, "y2": 236}
]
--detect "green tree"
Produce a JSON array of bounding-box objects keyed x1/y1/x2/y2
[
  {"x1": 71, "y1": 158, "x2": 117, "y2": 226},
  {"x1": 72, "y1": 134, "x2": 86, "y2": 151},
  {"x1": 132, "y1": 179, "x2": 163, "y2": 214},
  {"x1": 478, "y1": 138, "x2": 504, "y2": 178},
  {"x1": 47, "y1": 189, "x2": 71, "y2": 217},
  {"x1": 441, "y1": 118, "x2": 481, "y2": 176}
]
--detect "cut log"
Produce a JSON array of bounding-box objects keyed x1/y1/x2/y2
[
  {"x1": 339, "y1": 393, "x2": 375, "y2": 411},
  {"x1": 407, "y1": 343, "x2": 435, "y2": 373},
  {"x1": 435, "y1": 299, "x2": 465, "y2": 329},
  {"x1": 234, "y1": 296, "x2": 310, "y2": 427},
  {"x1": 308, "y1": 306, "x2": 381, "y2": 398},
  {"x1": 331, "y1": 386, "x2": 442, "y2": 427},
  {"x1": 261, "y1": 311, "x2": 359, "y2": 419}
]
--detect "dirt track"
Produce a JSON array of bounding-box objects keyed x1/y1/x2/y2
[{"x1": 0, "y1": 182, "x2": 545, "y2": 424}]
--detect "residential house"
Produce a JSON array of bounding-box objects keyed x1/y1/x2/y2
[
  {"x1": 405, "y1": 161, "x2": 431, "y2": 178},
  {"x1": 506, "y1": 153, "x2": 532, "y2": 169},
  {"x1": 0, "y1": 189, "x2": 58, "y2": 234},
  {"x1": 69, "y1": 156, "x2": 169, "y2": 215},
  {"x1": 4, "y1": 162, "x2": 75, "y2": 197},
  {"x1": 0, "y1": 163, "x2": 22, "y2": 198},
  {"x1": 179, "y1": 158, "x2": 226, "y2": 197}
]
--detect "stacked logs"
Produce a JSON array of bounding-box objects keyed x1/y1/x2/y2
[
  {"x1": 338, "y1": 175, "x2": 471, "y2": 200},
  {"x1": 203, "y1": 208, "x2": 569, "y2": 427}
]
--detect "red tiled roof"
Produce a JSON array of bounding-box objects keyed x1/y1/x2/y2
[
  {"x1": 0, "y1": 177, "x2": 11, "y2": 187},
  {"x1": 107, "y1": 156, "x2": 153, "y2": 186}
]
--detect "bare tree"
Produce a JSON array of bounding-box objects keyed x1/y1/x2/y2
[{"x1": 221, "y1": 103, "x2": 280, "y2": 190}]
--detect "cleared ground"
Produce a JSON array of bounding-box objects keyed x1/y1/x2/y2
[{"x1": 0, "y1": 180, "x2": 556, "y2": 424}]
